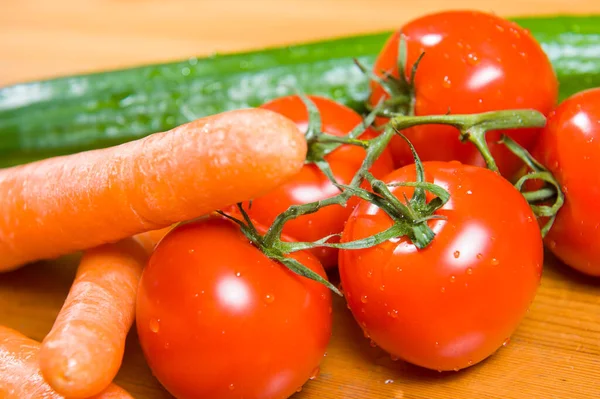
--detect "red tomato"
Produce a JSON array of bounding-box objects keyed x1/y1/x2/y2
[
  {"x1": 136, "y1": 215, "x2": 332, "y2": 399},
  {"x1": 338, "y1": 162, "x2": 543, "y2": 371},
  {"x1": 370, "y1": 10, "x2": 558, "y2": 178},
  {"x1": 241, "y1": 95, "x2": 394, "y2": 268},
  {"x1": 533, "y1": 88, "x2": 600, "y2": 276}
]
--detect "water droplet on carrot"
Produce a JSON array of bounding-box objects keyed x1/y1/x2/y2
[
  {"x1": 453, "y1": 250, "x2": 460, "y2": 258},
  {"x1": 491, "y1": 258, "x2": 500, "y2": 266},
  {"x1": 442, "y1": 76, "x2": 452, "y2": 88},
  {"x1": 385, "y1": 379, "x2": 394, "y2": 384},
  {"x1": 361, "y1": 295, "x2": 368, "y2": 303},
  {"x1": 466, "y1": 268, "x2": 473, "y2": 275},
  {"x1": 265, "y1": 294, "x2": 275, "y2": 304},
  {"x1": 466, "y1": 53, "x2": 480, "y2": 65},
  {"x1": 309, "y1": 366, "x2": 320, "y2": 380},
  {"x1": 149, "y1": 319, "x2": 160, "y2": 333}
]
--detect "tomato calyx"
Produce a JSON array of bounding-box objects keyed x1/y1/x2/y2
[
  {"x1": 297, "y1": 93, "x2": 377, "y2": 184},
  {"x1": 356, "y1": 36, "x2": 422, "y2": 117},
  {"x1": 218, "y1": 205, "x2": 343, "y2": 296}
]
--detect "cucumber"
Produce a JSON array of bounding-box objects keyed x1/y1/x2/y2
[{"x1": 1, "y1": 15, "x2": 599, "y2": 167}]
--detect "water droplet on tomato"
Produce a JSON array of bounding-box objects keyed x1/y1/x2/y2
[
  {"x1": 379, "y1": 285, "x2": 385, "y2": 291},
  {"x1": 296, "y1": 387, "x2": 303, "y2": 393},
  {"x1": 519, "y1": 51, "x2": 527, "y2": 58},
  {"x1": 496, "y1": 25, "x2": 505, "y2": 32},
  {"x1": 453, "y1": 367, "x2": 459, "y2": 372},
  {"x1": 361, "y1": 295, "x2": 368, "y2": 303},
  {"x1": 476, "y1": 253, "x2": 483, "y2": 259},
  {"x1": 457, "y1": 41, "x2": 464, "y2": 49},
  {"x1": 367, "y1": 270, "x2": 373, "y2": 278},
  {"x1": 442, "y1": 76, "x2": 452, "y2": 88},
  {"x1": 188, "y1": 249, "x2": 195, "y2": 254},
  {"x1": 389, "y1": 309, "x2": 399, "y2": 319},
  {"x1": 503, "y1": 338, "x2": 511, "y2": 346},
  {"x1": 194, "y1": 293, "x2": 199, "y2": 298},
  {"x1": 453, "y1": 250, "x2": 460, "y2": 258},
  {"x1": 450, "y1": 275, "x2": 456, "y2": 283},
  {"x1": 164, "y1": 342, "x2": 170, "y2": 349},
  {"x1": 309, "y1": 366, "x2": 320, "y2": 380},
  {"x1": 361, "y1": 308, "x2": 366, "y2": 313},
  {"x1": 466, "y1": 53, "x2": 480, "y2": 65},
  {"x1": 477, "y1": 98, "x2": 483, "y2": 105},
  {"x1": 466, "y1": 268, "x2": 473, "y2": 275},
  {"x1": 440, "y1": 286, "x2": 446, "y2": 293},
  {"x1": 370, "y1": 340, "x2": 378, "y2": 348},
  {"x1": 265, "y1": 294, "x2": 275, "y2": 304},
  {"x1": 324, "y1": 352, "x2": 328, "y2": 357},
  {"x1": 149, "y1": 318, "x2": 160, "y2": 333},
  {"x1": 467, "y1": 360, "x2": 473, "y2": 365},
  {"x1": 229, "y1": 384, "x2": 235, "y2": 391},
  {"x1": 235, "y1": 272, "x2": 242, "y2": 277},
  {"x1": 346, "y1": 301, "x2": 351, "y2": 310},
  {"x1": 396, "y1": 267, "x2": 403, "y2": 272},
  {"x1": 363, "y1": 328, "x2": 370, "y2": 339},
  {"x1": 201, "y1": 290, "x2": 205, "y2": 294},
  {"x1": 385, "y1": 379, "x2": 394, "y2": 384},
  {"x1": 467, "y1": 189, "x2": 473, "y2": 195},
  {"x1": 491, "y1": 258, "x2": 500, "y2": 266},
  {"x1": 435, "y1": 341, "x2": 440, "y2": 347},
  {"x1": 510, "y1": 27, "x2": 521, "y2": 38}
]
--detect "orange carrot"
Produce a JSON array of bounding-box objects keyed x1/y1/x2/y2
[
  {"x1": 0, "y1": 108, "x2": 306, "y2": 272},
  {"x1": 38, "y1": 231, "x2": 164, "y2": 398},
  {"x1": 0, "y1": 325, "x2": 133, "y2": 399}
]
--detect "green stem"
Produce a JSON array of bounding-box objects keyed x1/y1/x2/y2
[{"x1": 390, "y1": 109, "x2": 547, "y2": 173}]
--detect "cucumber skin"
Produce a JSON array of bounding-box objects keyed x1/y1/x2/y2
[{"x1": 0, "y1": 15, "x2": 599, "y2": 167}]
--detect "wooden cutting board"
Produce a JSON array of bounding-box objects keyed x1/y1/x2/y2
[{"x1": 1, "y1": 1, "x2": 600, "y2": 398}]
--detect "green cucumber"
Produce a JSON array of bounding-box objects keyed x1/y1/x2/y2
[{"x1": 1, "y1": 15, "x2": 599, "y2": 167}]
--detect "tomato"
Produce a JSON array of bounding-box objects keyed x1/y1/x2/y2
[
  {"x1": 241, "y1": 95, "x2": 394, "y2": 268},
  {"x1": 338, "y1": 162, "x2": 543, "y2": 371},
  {"x1": 136, "y1": 215, "x2": 332, "y2": 399},
  {"x1": 370, "y1": 10, "x2": 558, "y2": 178},
  {"x1": 533, "y1": 88, "x2": 600, "y2": 276}
]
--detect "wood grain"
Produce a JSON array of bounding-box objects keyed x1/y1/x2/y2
[{"x1": 1, "y1": 1, "x2": 600, "y2": 399}]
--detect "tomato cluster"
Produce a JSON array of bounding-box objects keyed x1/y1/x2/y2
[{"x1": 135, "y1": 9, "x2": 599, "y2": 399}]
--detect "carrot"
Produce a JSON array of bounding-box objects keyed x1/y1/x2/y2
[
  {"x1": 0, "y1": 108, "x2": 306, "y2": 272},
  {"x1": 0, "y1": 325, "x2": 133, "y2": 399},
  {"x1": 38, "y1": 230, "x2": 164, "y2": 398}
]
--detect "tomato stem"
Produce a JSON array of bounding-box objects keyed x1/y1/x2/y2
[{"x1": 500, "y1": 135, "x2": 565, "y2": 237}]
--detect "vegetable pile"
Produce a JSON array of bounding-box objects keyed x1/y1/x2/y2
[{"x1": 1, "y1": 9, "x2": 599, "y2": 399}]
